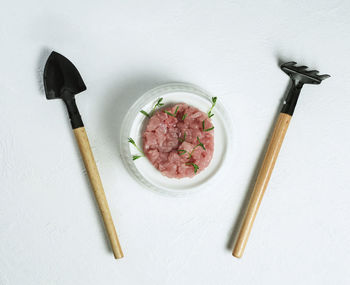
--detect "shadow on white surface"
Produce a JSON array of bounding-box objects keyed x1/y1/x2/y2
[
  {"x1": 100, "y1": 75, "x2": 173, "y2": 158},
  {"x1": 226, "y1": 59, "x2": 291, "y2": 251},
  {"x1": 36, "y1": 47, "x2": 52, "y2": 95}
]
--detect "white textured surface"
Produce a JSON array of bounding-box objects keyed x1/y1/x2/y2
[{"x1": 1, "y1": 0, "x2": 350, "y2": 284}]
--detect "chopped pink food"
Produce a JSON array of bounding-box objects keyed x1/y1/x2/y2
[{"x1": 143, "y1": 103, "x2": 214, "y2": 178}]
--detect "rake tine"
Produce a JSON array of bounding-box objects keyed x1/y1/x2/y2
[
  {"x1": 319, "y1": 74, "x2": 331, "y2": 80},
  {"x1": 307, "y1": 70, "x2": 319, "y2": 75},
  {"x1": 298, "y1": 65, "x2": 308, "y2": 70},
  {"x1": 282, "y1": 61, "x2": 297, "y2": 67}
]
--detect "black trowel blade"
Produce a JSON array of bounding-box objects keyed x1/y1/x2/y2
[{"x1": 43, "y1": 51, "x2": 86, "y2": 100}]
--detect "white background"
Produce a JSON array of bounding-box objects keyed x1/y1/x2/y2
[{"x1": 1, "y1": 0, "x2": 350, "y2": 284}]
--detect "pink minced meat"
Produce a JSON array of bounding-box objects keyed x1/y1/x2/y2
[{"x1": 143, "y1": 103, "x2": 214, "y2": 178}]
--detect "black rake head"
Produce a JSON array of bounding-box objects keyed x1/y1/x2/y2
[{"x1": 281, "y1": 61, "x2": 330, "y2": 86}]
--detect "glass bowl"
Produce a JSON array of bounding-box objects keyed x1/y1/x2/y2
[{"x1": 120, "y1": 83, "x2": 233, "y2": 196}]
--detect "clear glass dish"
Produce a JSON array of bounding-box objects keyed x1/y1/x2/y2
[{"x1": 120, "y1": 83, "x2": 233, "y2": 196}]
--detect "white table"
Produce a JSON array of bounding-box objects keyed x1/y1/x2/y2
[{"x1": 1, "y1": 1, "x2": 349, "y2": 284}]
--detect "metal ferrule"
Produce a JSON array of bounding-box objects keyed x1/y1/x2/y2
[{"x1": 280, "y1": 81, "x2": 302, "y2": 116}]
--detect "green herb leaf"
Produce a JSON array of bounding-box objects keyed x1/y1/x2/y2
[
  {"x1": 204, "y1": 126, "x2": 214, "y2": 132},
  {"x1": 186, "y1": 162, "x2": 199, "y2": 174},
  {"x1": 182, "y1": 113, "x2": 187, "y2": 121},
  {"x1": 202, "y1": 120, "x2": 215, "y2": 132},
  {"x1": 186, "y1": 137, "x2": 206, "y2": 158},
  {"x1": 156, "y1": 98, "x2": 164, "y2": 107},
  {"x1": 140, "y1": 110, "x2": 150, "y2": 118},
  {"x1": 163, "y1": 110, "x2": 171, "y2": 116},
  {"x1": 150, "y1": 98, "x2": 164, "y2": 116},
  {"x1": 164, "y1": 110, "x2": 174, "y2": 117},
  {"x1": 196, "y1": 136, "x2": 206, "y2": 150},
  {"x1": 128, "y1": 137, "x2": 136, "y2": 145},
  {"x1": 132, "y1": 155, "x2": 142, "y2": 160},
  {"x1": 164, "y1": 105, "x2": 179, "y2": 117},
  {"x1": 178, "y1": 149, "x2": 191, "y2": 159},
  {"x1": 207, "y1": 96, "x2": 217, "y2": 118},
  {"x1": 128, "y1": 137, "x2": 145, "y2": 159},
  {"x1": 140, "y1": 97, "x2": 164, "y2": 118},
  {"x1": 179, "y1": 137, "x2": 206, "y2": 170}
]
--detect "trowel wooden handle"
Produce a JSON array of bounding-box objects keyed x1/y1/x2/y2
[
  {"x1": 233, "y1": 113, "x2": 291, "y2": 258},
  {"x1": 73, "y1": 127, "x2": 124, "y2": 259}
]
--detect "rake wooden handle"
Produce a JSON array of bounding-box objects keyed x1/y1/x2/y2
[
  {"x1": 73, "y1": 127, "x2": 124, "y2": 259},
  {"x1": 233, "y1": 113, "x2": 291, "y2": 258}
]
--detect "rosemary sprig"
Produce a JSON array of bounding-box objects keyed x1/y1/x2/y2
[
  {"x1": 182, "y1": 113, "x2": 187, "y2": 121},
  {"x1": 128, "y1": 137, "x2": 145, "y2": 160},
  {"x1": 177, "y1": 137, "x2": 205, "y2": 160},
  {"x1": 195, "y1": 136, "x2": 206, "y2": 151},
  {"x1": 152, "y1": 98, "x2": 164, "y2": 115},
  {"x1": 140, "y1": 98, "x2": 164, "y2": 118},
  {"x1": 207, "y1": 97, "x2": 217, "y2": 118},
  {"x1": 178, "y1": 149, "x2": 191, "y2": 159},
  {"x1": 178, "y1": 149, "x2": 188, "y2": 156},
  {"x1": 186, "y1": 162, "x2": 199, "y2": 174},
  {"x1": 188, "y1": 136, "x2": 205, "y2": 157},
  {"x1": 202, "y1": 120, "x2": 214, "y2": 132},
  {"x1": 164, "y1": 106, "x2": 179, "y2": 117}
]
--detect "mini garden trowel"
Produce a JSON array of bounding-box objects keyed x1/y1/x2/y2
[
  {"x1": 43, "y1": 51, "x2": 123, "y2": 259},
  {"x1": 233, "y1": 61, "x2": 330, "y2": 258}
]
